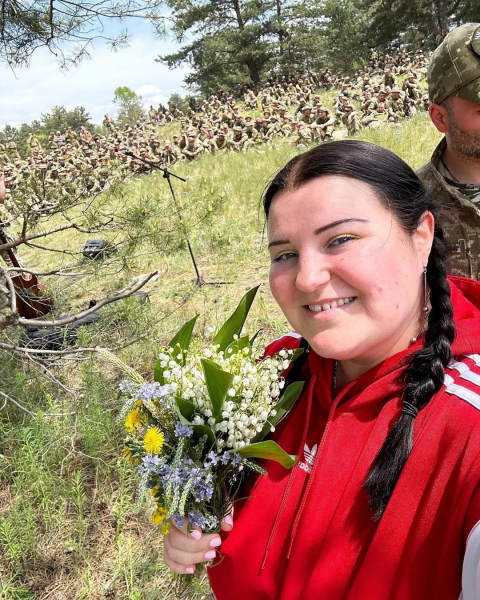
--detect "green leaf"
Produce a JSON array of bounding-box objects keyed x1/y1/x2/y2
[
  {"x1": 169, "y1": 315, "x2": 198, "y2": 351},
  {"x1": 175, "y1": 397, "x2": 195, "y2": 421},
  {"x1": 201, "y1": 358, "x2": 233, "y2": 422},
  {"x1": 289, "y1": 347, "x2": 305, "y2": 364},
  {"x1": 229, "y1": 440, "x2": 298, "y2": 469},
  {"x1": 251, "y1": 381, "x2": 304, "y2": 443},
  {"x1": 154, "y1": 359, "x2": 164, "y2": 384},
  {"x1": 191, "y1": 424, "x2": 216, "y2": 446},
  {"x1": 225, "y1": 335, "x2": 250, "y2": 356},
  {"x1": 213, "y1": 286, "x2": 259, "y2": 351}
]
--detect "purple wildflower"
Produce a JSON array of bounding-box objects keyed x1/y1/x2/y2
[
  {"x1": 119, "y1": 379, "x2": 138, "y2": 395},
  {"x1": 220, "y1": 452, "x2": 231, "y2": 465},
  {"x1": 172, "y1": 514, "x2": 184, "y2": 528},
  {"x1": 138, "y1": 382, "x2": 173, "y2": 403},
  {"x1": 231, "y1": 453, "x2": 242, "y2": 466},
  {"x1": 188, "y1": 511, "x2": 206, "y2": 528},
  {"x1": 175, "y1": 423, "x2": 194, "y2": 437}
]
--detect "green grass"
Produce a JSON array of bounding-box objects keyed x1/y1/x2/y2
[{"x1": 0, "y1": 110, "x2": 442, "y2": 598}]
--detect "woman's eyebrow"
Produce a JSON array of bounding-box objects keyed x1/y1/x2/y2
[
  {"x1": 314, "y1": 218, "x2": 368, "y2": 235},
  {"x1": 268, "y1": 218, "x2": 369, "y2": 249}
]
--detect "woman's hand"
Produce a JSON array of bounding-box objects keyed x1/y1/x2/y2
[{"x1": 163, "y1": 511, "x2": 234, "y2": 575}]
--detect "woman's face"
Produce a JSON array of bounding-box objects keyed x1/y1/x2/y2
[{"x1": 268, "y1": 175, "x2": 433, "y2": 367}]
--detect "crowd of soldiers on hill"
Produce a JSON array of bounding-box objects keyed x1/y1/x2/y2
[{"x1": 0, "y1": 47, "x2": 429, "y2": 223}]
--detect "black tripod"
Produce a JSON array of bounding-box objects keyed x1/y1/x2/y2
[{"x1": 125, "y1": 151, "x2": 231, "y2": 286}]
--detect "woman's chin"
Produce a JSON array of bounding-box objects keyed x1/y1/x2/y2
[{"x1": 308, "y1": 339, "x2": 360, "y2": 360}]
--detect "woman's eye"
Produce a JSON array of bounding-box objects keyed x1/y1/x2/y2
[
  {"x1": 273, "y1": 251, "x2": 297, "y2": 263},
  {"x1": 328, "y1": 234, "x2": 359, "y2": 248}
]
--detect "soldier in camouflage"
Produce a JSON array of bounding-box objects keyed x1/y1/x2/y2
[{"x1": 417, "y1": 23, "x2": 480, "y2": 280}]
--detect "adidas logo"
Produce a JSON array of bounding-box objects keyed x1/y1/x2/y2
[{"x1": 299, "y1": 443, "x2": 317, "y2": 474}]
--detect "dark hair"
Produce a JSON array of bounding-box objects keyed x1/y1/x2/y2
[{"x1": 263, "y1": 140, "x2": 455, "y2": 521}]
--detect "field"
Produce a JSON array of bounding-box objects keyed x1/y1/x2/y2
[{"x1": 0, "y1": 114, "x2": 442, "y2": 599}]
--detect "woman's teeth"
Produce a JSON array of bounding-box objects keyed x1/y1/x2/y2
[{"x1": 308, "y1": 297, "x2": 356, "y2": 312}]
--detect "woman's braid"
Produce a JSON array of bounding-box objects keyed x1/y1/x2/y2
[{"x1": 364, "y1": 225, "x2": 455, "y2": 521}]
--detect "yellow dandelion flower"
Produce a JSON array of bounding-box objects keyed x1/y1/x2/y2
[
  {"x1": 151, "y1": 487, "x2": 159, "y2": 497},
  {"x1": 144, "y1": 427, "x2": 165, "y2": 454},
  {"x1": 161, "y1": 520, "x2": 171, "y2": 535},
  {"x1": 152, "y1": 506, "x2": 168, "y2": 525},
  {"x1": 125, "y1": 408, "x2": 142, "y2": 432},
  {"x1": 134, "y1": 400, "x2": 143, "y2": 408}
]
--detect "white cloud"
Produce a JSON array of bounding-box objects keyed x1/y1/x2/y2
[
  {"x1": 136, "y1": 84, "x2": 162, "y2": 96},
  {"x1": 0, "y1": 33, "x2": 190, "y2": 127}
]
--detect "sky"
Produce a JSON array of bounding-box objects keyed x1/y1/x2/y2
[{"x1": 0, "y1": 17, "x2": 190, "y2": 128}]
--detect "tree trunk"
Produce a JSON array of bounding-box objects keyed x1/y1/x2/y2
[
  {"x1": 276, "y1": 0, "x2": 284, "y2": 56},
  {"x1": 431, "y1": 0, "x2": 448, "y2": 43},
  {"x1": 246, "y1": 58, "x2": 261, "y2": 84},
  {"x1": 230, "y1": 0, "x2": 261, "y2": 84}
]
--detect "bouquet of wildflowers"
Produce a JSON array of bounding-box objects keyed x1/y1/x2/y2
[{"x1": 120, "y1": 287, "x2": 304, "y2": 577}]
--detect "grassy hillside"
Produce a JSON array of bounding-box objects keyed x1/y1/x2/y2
[{"x1": 0, "y1": 114, "x2": 442, "y2": 599}]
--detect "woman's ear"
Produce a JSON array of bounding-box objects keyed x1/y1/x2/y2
[{"x1": 413, "y1": 211, "x2": 435, "y2": 265}]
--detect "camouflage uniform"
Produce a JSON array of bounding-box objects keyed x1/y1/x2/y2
[
  {"x1": 387, "y1": 92, "x2": 405, "y2": 121},
  {"x1": 228, "y1": 128, "x2": 248, "y2": 152},
  {"x1": 312, "y1": 108, "x2": 335, "y2": 140},
  {"x1": 418, "y1": 139, "x2": 480, "y2": 279},
  {"x1": 341, "y1": 107, "x2": 361, "y2": 136},
  {"x1": 418, "y1": 23, "x2": 480, "y2": 280}
]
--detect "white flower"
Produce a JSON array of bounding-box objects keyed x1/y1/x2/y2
[
  {"x1": 208, "y1": 417, "x2": 216, "y2": 426},
  {"x1": 227, "y1": 388, "x2": 236, "y2": 397},
  {"x1": 270, "y1": 426, "x2": 276, "y2": 432},
  {"x1": 193, "y1": 416, "x2": 205, "y2": 425},
  {"x1": 245, "y1": 390, "x2": 254, "y2": 399},
  {"x1": 163, "y1": 370, "x2": 171, "y2": 379},
  {"x1": 279, "y1": 350, "x2": 287, "y2": 358},
  {"x1": 282, "y1": 360, "x2": 290, "y2": 370}
]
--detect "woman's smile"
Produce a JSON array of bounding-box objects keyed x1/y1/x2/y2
[{"x1": 304, "y1": 296, "x2": 357, "y2": 318}]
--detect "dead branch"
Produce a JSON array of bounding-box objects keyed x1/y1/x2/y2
[
  {"x1": 0, "y1": 390, "x2": 37, "y2": 417},
  {"x1": 0, "y1": 270, "x2": 158, "y2": 330}
]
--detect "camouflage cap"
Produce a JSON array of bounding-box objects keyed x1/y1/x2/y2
[{"x1": 428, "y1": 23, "x2": 480, "y2": 104}]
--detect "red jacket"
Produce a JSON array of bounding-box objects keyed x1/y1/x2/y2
[{"x1": 208, "y1": 276, "x2": 480, "y2": 599}]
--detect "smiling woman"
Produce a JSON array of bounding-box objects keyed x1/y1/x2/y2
[{"x1": 167, "y1": 141, "x2": 480, "y2": 600}]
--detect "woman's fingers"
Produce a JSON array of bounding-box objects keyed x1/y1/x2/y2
[
  {"x1": 163, "y1": 516, "x2": 224, "y2": 574},
  {"x1": 220, "y1": 504, "x2": 234, "y2": 531},
  {"x1": 164, "y1": 539, "x2": 219, "y2": 567}
]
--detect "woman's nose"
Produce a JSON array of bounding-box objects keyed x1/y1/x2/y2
[{"x1": 295, "y1": 254, "x2": 330, "y2": 293}]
